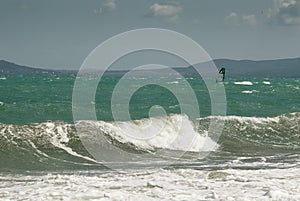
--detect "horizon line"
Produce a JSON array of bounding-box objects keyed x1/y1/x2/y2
[{"x1": 1, "y1": 56, "x2": 300, "y2": 71}]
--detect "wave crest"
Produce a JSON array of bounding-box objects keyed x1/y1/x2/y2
[{"x1": 198, "y1": 112, "x2": 300, "y2": 150}]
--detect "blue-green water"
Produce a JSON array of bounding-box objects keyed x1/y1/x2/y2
[
  {"x1": 1, "y1": 76, "x2": 299, "y2": 123},
  {"x1": 0, "y1": 76, "x2": 299, "y2": 172}
]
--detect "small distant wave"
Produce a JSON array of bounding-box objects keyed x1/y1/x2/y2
[
  {"x1": 167, "y1": 81, "x2": 179, "y2": 84},
  {"x1": 129, "y1": 77, "x2": 146, "y2": 80},
  {"x1": 241, "y1": 90, "x2": 252, "y2": 94},
  {"x1": 263, "y1": 81, "x2": 271, "y2": 85},
  {"x1": 241, "y1": 90, "x2": 259, "y2": 94},
  {"x1": 169, "y1": 104, "x2": 179, "y2": 109},
  {"x1": 234, "y1": 81, "x2": 253, "y2": 86}
]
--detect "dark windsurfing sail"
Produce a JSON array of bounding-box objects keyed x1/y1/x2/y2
[{"x1": 216, "y1": 67, "x2": 225, "y2": 82}]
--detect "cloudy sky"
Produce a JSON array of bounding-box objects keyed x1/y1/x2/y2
[{"x1": 0, "y1": 0, "x2": 300, "y2": 69}]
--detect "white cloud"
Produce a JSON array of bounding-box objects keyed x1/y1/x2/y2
[
  {"x1": 242, "y1": 15, "x2": 257, "y2": 26},
  {"x1": 150, "y1": 3, "x2": 182, "y2": 17},
  {"x1": 227, "y1": 12, "x2": 238, "y2": 18},
  {"x1": 269, "y1": 0, "x2": 300, "y2": 25},
  {"x1": 94, "y1": 0, "x2": 116, "y2": 15},
  {"x1": 103, "y1": 0, "x2": 116, "y2": 10},
  {"x1": 149, "y1": 3, "x2": 182, "y2": 23},
  {"x1": 224, "y1": 12, "x2": 240, "y2": 26},
  {"x1": 93, "y1": 7, "x2": 103, "y2": 15},
  {"x1": 225, "y1": 12, "x2": 257, "y2": 26}
]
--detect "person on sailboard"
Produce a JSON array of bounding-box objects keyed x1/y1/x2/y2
[{"x1": 218, "y1": 67, "x2": 226, "y2": 81}]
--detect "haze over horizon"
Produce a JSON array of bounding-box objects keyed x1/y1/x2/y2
[{"x1": 1, "y1": 0, "x2": 300, "y2": 70}]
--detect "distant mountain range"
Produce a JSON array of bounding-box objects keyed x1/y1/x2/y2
[
  {"x1": 0, "y1": 60, "x2": 77, "y2": 76},
  {"x1": 1, "y1": 57, "x2": 300, "y2": 78},
  {"x1": 213, "y1": 58, "x2": 300, "y2": 78}
]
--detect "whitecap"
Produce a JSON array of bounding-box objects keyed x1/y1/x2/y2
[
  {"x1": 234, "y1": 81, "x2": 253, "y2": 85},
  {"x1": 242, "y1": 90, "x2": 253, "y2": 94},
  {"x1": 167, "y1": 81, "x2": 179, "y2": 84},
  {"x1": 242, "y1": 90, "x2": 259, "y2": 94}
]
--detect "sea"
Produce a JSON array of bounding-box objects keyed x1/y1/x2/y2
[{"x1": 0, "y1": 75, "x2": 299, "y2": 200}]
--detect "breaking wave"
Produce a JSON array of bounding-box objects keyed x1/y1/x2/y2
[
  {"x1": 198, "y1": 112, "x2": 300, "y2": 151},
  {"x1": 0, "y1": 112, "x2": 299, "y2": 170}
]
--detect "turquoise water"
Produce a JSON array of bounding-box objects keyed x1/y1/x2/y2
[
  {"x1": 0, "y1": 76, "x2": 299, "y2": 171},
  {"x1": 1, "y1": 76, "x2": 299, "y2": 123}
]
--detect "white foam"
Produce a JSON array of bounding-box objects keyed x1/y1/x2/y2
[
  {"x1": 204, "y1": 115, "x2": 280, "y2": 124},
  {"x1": 242, "y1": 90, "x2": 259, "y2": 94},
  {"x1": 242, "y1": 90, "x2": 253, "y2": 94},
  {"x1": 1, "y1": 167, "x2": 299, "y2": 200},
  {"x1": 167, "y1": 81, "x2": 179, "y2": 84},
  {"x1": 234, "y1": 81, "x2": 253, "y2": 85},
  {"x1": 44, "y1": 123, "x2": 98, "y2": 163},
  {"x1": 263, "y1": 81, "x2": 271, "y2": 85},
  {"x1": 95, "y1": 114, "x2": 218, "y2": 152},
  {"x1": 265, "y1": 187, "x2": 290, "y2": 199}
]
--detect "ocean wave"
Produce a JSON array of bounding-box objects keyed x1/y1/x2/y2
[
  {"x1": 167, "y1": 81, "x2": 179, "y2": 84},
  {"x1": 197, "y1": 112, "x2": 300, "y2": 151},
  {"x1": 76, "y1": 114, "x2": 217, "y2": 153},
  {"x1": 0, "y1": 114, "x2": 217, "y2": 170},
  {"x1": 234, "y1": 81, "x2": 253, "y2": 85},
  {"x1": 0, "y1": 112, "x2": 299, "y2": 170},
  {"x1": 241, "y1": 90, "x2": 259, "y2": 94}
]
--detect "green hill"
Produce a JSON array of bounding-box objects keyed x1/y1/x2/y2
[{"x1": 1, "y1": 57, "x2": 300, "y2": 78}]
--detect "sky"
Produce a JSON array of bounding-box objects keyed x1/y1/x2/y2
[{"x1": 0, "y1": 0, "x2": 300, "y2": 69}]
